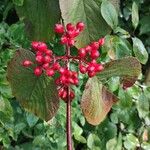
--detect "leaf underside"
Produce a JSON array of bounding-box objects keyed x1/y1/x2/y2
[
  {"x1": 7, "y1": 49, "x2": 59, "y2": 121},
  {"x1": 81, "y1": 77, "x2": 118, "y2": 125}
]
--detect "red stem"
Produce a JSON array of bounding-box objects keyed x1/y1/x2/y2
[
  {"x1": 66, "y1": 86, "x2": 72, "y2": 150},
  {"x1": 66, "y1": 43, "x2": 73, "y2": 150}
]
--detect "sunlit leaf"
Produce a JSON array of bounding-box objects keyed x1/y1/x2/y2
[
  {"x1": 132, "y1": 37, "x2": 148, "y2": 64},
  {"x1": 101, "y1": 0, "x2": 118, "y2": 29},
  {"x1": 132, "y1": 2, "x2": 139, "y2": 29},
  {"x1": 81, "y1": 77, "x2": 118, "y2": 125}
]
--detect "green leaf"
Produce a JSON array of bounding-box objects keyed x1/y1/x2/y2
[
  {"x1": 15, "y1": 0, "x2": 60, "y2": 41},
  {"x1": 0, "y1": 97, "x2": 13, "y2": 124},
  {"x1": 101, "y1": 0, "x2": 118, "y2": 29},
  {"x1": 141, "y1": 142, "x2": 150, "y2": 150},
  {"x1": 98, "y1": 57, "x2": 141, "y2": 88},
  {"x1": 104, "y1": 36, "x2": 132, "y2": 59},
  {"x1": 124, "y1": 134, "x2": 139, "y2": 150},
  {"x1": 13, "y1": 0, "x2": 24, "y2": 6},
  {"x1": 87, "y1": 133, "x2": 101, "y2": 149},
  {"x1": 109, "y1": 0, "x2": 120, "y2": 12},
  {"x1": 15, "y1": 122, "x2": 26, "y2": 134},
  {"x1": 59, "y1": 0, "x2": 111, "y2": 48},
  {"x1": 107, "y1": 133, "x2": 122, "y2": 150},
  {"x1": 26, "y1": 112, "x2": 39, "y2": 127},
  {"x1": 81, "y1": 77, "x2": 118, "y2": 125},
  {"x1": 137, "y1": 94, "x2": 149, "y2": 119},
  {"x1": 7, "y1": 49, "x2": 59, "y2": 121},
  {"x1": 132, "y1": 2, "x2": 139, "y2": 29},
  {"x1": 132, "y1": 37, "x2": 148, "y2": 64},
  {"x1": 139, "y1": 16, "x2": 150, "y2": 35},
  {"x1": 106, "y1": 138, "x2": 117, "y2": 150}
]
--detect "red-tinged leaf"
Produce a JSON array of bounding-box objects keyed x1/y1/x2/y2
[
  {"x1": 7, "y1": 49, "x2": 59, "y2": 121},
  {"x1": 98, "y1": 57, "x2": 141, "y2": 88},
  {"x1": 81, "y1": 77, "x2": 118, "y2": 125}
]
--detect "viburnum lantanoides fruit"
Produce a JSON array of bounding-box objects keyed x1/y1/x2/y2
[{"x1": 22, "y1": 22, "x2": 105, "y2": 102}]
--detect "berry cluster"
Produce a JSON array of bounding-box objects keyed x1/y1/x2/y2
[
  {"x1": 58, "y1": 87, "x2": 75, "y2": 102},
  {"x1": 78, "y1": 38, "x2": 104, "y2": 77},
  {"x1": 22, "y1": 22, "x2": 105, "y2": 102},
  {"x1": 55, "y1": 22, "x2": 84, "y2": 46},
  {"x1": 23, "y1": 41, "x2": 56, "y2": 77}
]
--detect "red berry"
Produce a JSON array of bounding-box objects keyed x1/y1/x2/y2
[
  {"x1": 87, "y1": 65, "x2": 95, "y2": 72},
  {"x1": 46, "y1": 68, "x2": 55, "y2": 77},
  {"x1": 73, "y1": 78, "x2": 79, "y2": 85},
  {"x1": 74, "y1": 29, "x2": 80, "y2": 37},
  {"x1": 36, "y1": 51, "x2": 43, "y2": 56},
  {"x1": 36, "y1": 55, "x2": 43, "y2": 63},
  {"x1": 22, "y1": 60, "x2": 32, "y2": 67},
  {"x1": 78, "y1": 48, "x2": 86, "y2": 58},
  {"x1": 68, "y1": 38, "x2": 75, "y2": 46},
  {"x1": 58, "y1": 88, "x2": 67, "y2": 100},
  {"x1": 42, "y1": 63, "x2": 49, "y2": 69},
  {"x1": 61, "y1": 90, "x2": 67, "y2": 100},
  {"x1": 54, "y1": 24, "x2": 64, "y2": 34},
  {"x1": 76, "y1": 22, "x2": 85, "y2": 31},
  {"x1": 88, "y1": 71, "x2": 96, "y2": 77},
  {"x1": 63, "y1": 70, "x2": 70, "y2": 77},
  {"x1": 85, "y1": 45, "x2": 92, "y2": 53},
  {"x1": 67, "y1": 30, "x2": 76, "y2": 38},
  {"x1": 95, "y1": 64, "x2": 104, "y2": 72},
  {"x1": 58, "y1": 88, "x2": 64, "y2": 97},
  {"x1": 45, "y1": 49, "x2": 53, "y2": 56},
  {"x1": 55, "y1": 78, "x2": 60, "y2": 85},
  {"x1": 61, "y1": 36, "x2": 68, "y2": 45},
  {"x1": 98, "y1": 38, "x2": 105, "y2": 46},
  {"x1": 60, "y1": 75, "x2": 67, "y2": 84},
  {"x1": 90, "y1": 50, "x2": 100, "y2": 59},
  {"x1": 66, "y1": 23, "x2": 75, "y2": 31},
  {"x1": 44, "y1": 55, "x2": 51, "y2": 63},
  {"x1": 31, "y1": 41, "x2": 39, "y2": 50},
  {"x1": 70, "y1": 91, "x2": 75, "y2": 100},
  {"x1": 79, "y1": 65, "x2": 87, "y2": 74},
  {"x1": 37, "y1": 42, "x2": 47, "y2": 51},
  {"x1": 91, "y1": 42, "x2": 99, "y2": 50},
  {"x1": 52, "y1": 62, "x2": 60, "y2": 70},
  {"x1": 68, "y1": 78, "x2": 74, "y2": 84},
  {"x1": 72, "y1": 71, "x2": 78, "y2": 78},
  {"x1": 59, "y1": 67, "x2": 66, "y2": 74},
  {"x1": 91, "y1": 59, "x2": 97, "y2": 64},
  {"x1": 34, "y1": 67, "x2": 42, "y2": 76}
]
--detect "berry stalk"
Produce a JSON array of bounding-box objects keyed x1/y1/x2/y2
[
  {"x1": 65, "y1": 38, "x2": 73, "y2": 150},
  {"x1": 66, "y1": 86, "x2": 72, "y2": 150}
]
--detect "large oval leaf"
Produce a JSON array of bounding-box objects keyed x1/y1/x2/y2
[
  {"x1": 59, "y1": 0, "x2": 111, "y2": 48},
  {"x1": 7, "y1": 49, "x2": 59, "y2": 121},
  {"x1": 15, "y1": 0, "x2": 61, "y2": 41},
  {"x1": 81, "y1": 77, "x2": 118, "y2": 125},
  {"x1": 97, "y1": 57, "x2": 141, "y2": 88},
  {"x1": 132, "y1": 2, "x2": 139, "y2": 29},
  {"x1": 132, "y1": 37, "x2": 148, "y2": 64},
  {"x1": 101, "y1": 0, "x2": 118, "y2": 29}
]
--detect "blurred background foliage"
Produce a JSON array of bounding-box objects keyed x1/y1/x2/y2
[{"x1": 0, "y1": 0, "x2": 150, "y2": 149}]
